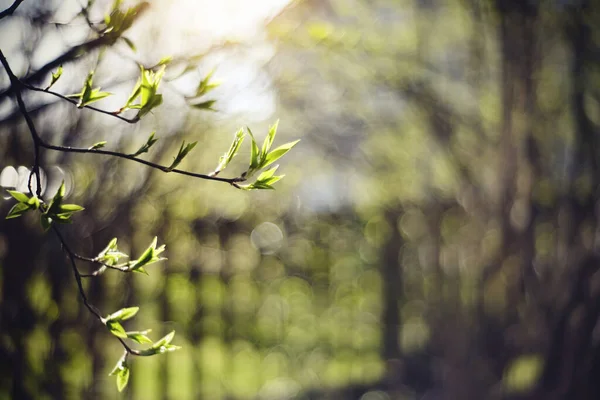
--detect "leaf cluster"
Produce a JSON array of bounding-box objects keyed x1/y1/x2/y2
[
  {"x1": 6, "y1": 182, "x2": 84, "y2": 231},
  {"x1": 104, "y1": 305, "x2": 179, "y2": 391}
]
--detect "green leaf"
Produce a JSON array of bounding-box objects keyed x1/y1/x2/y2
[
  {"x1": 167, "y1": 141, "x2": 197, "y2": 171},
  {"x1": 109, "y1": 353, "x2": 130, "y2": 392},
  {"x1": 130, "y1": 132, "x2": 158, "y2": 157},
  {"x1": 155, "y1": 56, "x2": 172, "y2": 67},
  {"x1": 106, "y1": 320, "x2": 128, "y2": 338},
  {"x1": 7, "y1": 190, "x2": 30, "y2": 203},
  {"x1": 256, "y1": 165, "x2": 279, "y2": 182},
  {"x1": 116, "y1": 365, "x2": 130, "y2": 392},
  {"x1": 88, "y1": 141, "x2": 107, "y2": 150},
  {"x1": 59, "y1": 204, "x2": 85, "y2": 212},
  {"x1": 214, "y1": 128, "x2": 245, "y2": 175},
  {"x1": 85, "y1": 89, "x2": 111, "y2": 106},
  {"x1": 240, "y1": 181, "x2": 276, "y2": 190},
  {"x1": 262, "y1": 139, "x2": 300, "y2": 169},
  {"x1": 128, "y1": 237, "x2": 166, "y2": 271},
  {"x1": 248, "y1": 127, "x2": 260, "y2": 170},
  {"x1": 136, "y1": 330, "x2": 180, "y2": 356},
  {"x1": 6, "y1": 202, "x2": 30, "y2": 219},
  {"x1": 75, "y1": 71, "x2": 93, "y2": 108},
  {"x1": 124, "y1": 78, "x2": 142, "y2": 109},
  {"x1": 104, "y1": 306, "x2": 140, "y2": 322},
  {"x1": 47, "y1": 66, "x2": 63, "y2": 89},
  {"x1": 46, "y1": 181, "x2": 66, "y2": 216},
  {"x1": 122, "y1": 36, "x2": 136, "y2": 52},
  {"x1": 122, "y1": 65, "x2": 165, "y2": 118},
  {"x1": 69, "y1": 71, "x2": 112, "y2": 107},
  {"x1": 195, "y1": 69, "x2": 220, "y2": 97},
  {"x1": 96, "y1": 238, "x2": 128, "y2": 266},
  {"x1": 152, "y1": 330, "x2": 175, "y2": 348},
  {"x1": 190, "y1": 99, "x2": 217, "y2": 111},
  {"x1": 126, "y1": 329, "x2": 153, "y2": 344},
  {"x1": 261, "y1": 120, "x2": 279, "y2": 161},
  {"x1": 27, "y1": 196, "x2": 40, "y2": 210}
]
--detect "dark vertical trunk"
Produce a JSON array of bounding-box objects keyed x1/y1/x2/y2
[
  {"x1": 381, "y1": 208, "x2": 403, "y2": 385},
  {"x1": 0, "y1": 220, "x2": 39, "y2": 400}
]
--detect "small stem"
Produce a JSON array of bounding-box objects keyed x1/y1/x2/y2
[
  {"x1": 0, "y1": 0, "x2": 24, "y2": 20},
  {"x1": 39, "y1": 141, "x2": 246, "y2": 185},
  {"x1": 0, "y1": 49, "x2": 43, "y2": 197},
  {"x1": 53, "y1": 226, "x2": 140, "y2": 355},
  {"x1": 24, "y1": 83, "x2": 140, "y2": 124}
]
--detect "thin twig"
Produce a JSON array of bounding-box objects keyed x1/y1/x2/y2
[
  {"x1": 2, "y1": 46, "x2": 142, "y2": 356},
  {"x1": 71, "y1": 252, "x2": 130, "y2": 277},
  {"x1": 0, "y1": 0, "x2": 24, "y2": 20},
  {"x1": 53, "y1": 226, "x2": 140, "y2": 355},
  {"x1": 0, "y1": 49, "x2": 43, "y2": 197},
  {"x1": 24, "y1": 83, "x2": 140, "y2": 124},
  {"x1": 40, "y1": 141, "x2": 246, "y2": 185}
]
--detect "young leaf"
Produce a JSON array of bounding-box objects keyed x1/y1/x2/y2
[
  {"x1": 6, "y1": 202, "x2": 30, "y2": 219},
  {"x1": 122, "y1": 36, "x2": 136, "y2": 52},
  {"x1": 122, "y1": 65, "x2": 165, "y2": 118},
  {"x1": 130, "y1": 132, "x2": 158, "y2": 157},
  {"x1": 58, "y1": 204, "x2": 85, "y2": 213},
  {"x1": 104, "y1": 306, "x2": 140, "y2": 322},
  {"x1": 47, "y1": 66, "x2": 63, "y2": 90},
  {"x1": 166, "y1": 141, "x2": 197, "y2": 171},
  {"x1": 116, "y1": 365, "x2": 130, "y2": 392},
  {"x1": 150, "y1": 331, "x2": 181, "y2": 353},
  {"x1": 262, "y1": 139, "x2": 300, "y2": 169},
  {"x1": 155, "y1": 56, "x2": 172, "y2": 67},
  {"x1": 123, "y1": 78, "x2": 142, "y2": 110},
  {"x1": 96, "y1": 238, "x2": 128, "y2": 266},
  {"x1": 214, "y1": 128, "x2": 245, "y2": 175},
  {"x1": 190, "y1": 99, "x2": 217, "y2": 111},
  {"x1": 85, "y1": 89, "x2": 111, "y2": 106},
  {"x1": 261, "y1": 120, "x2": 279, "y2": 161},
  {"x1": 153, "y1": 330, "x2": 175, "y2": 348},
  {"x1": 26, "y1": 196, "x2": 40, "y2": 210},
  {"x1": 89, "y1": 141, "x2": 107, "y2": 150},
  {"x1": 106, "y1": 320, "x2": 128, "y2": 338},
  {"x1": 247, "y1": 127, "x2": 260, "y2": 171},
  {"x1": 128, "y1": 237, "x2": 166, "y2": 272},
  {"x1": 137, "y1": 331, "x2": 181, "y2": 356},
  {"x1": 256, "y1": 165, "x2": 279, "y2": 182},
  {"x1": 195, "y1": 69, "x2": 220, "y2": 97},
  {"x1": 109, "y1": 353, "x2": 130, "y2": 392},
  {"x1": 126, "y1": 329, "x2": 153, "y2": 344},
  {"x1": 7, "y1": 190, "x2": 30, "y2": 203},
  {"x1": 46, "y1": 181, "x2": 66, "y2": 215},
  {"x1": 71, "y1": 71, "x2": 108, "y2": 108}
]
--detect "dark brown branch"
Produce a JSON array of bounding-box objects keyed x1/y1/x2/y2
[
  {"x1": 0, "y1": 0, "x2": 24, "y2": 20},
  {"x1": 0, "y1": 49, "x2": 43, "y2": 197},
  {"x1": 39, "y1": 141, "x2": 246, "y2": 185},
  {"x1": 72, "y1": 252, "x2": 131, "y2": 277},
  {"x1": 53, "y1": 226, "x2": 141, "y2": 355},
  {"x1": 2, "y1": 46, "x2": 144, "y2": 356}
]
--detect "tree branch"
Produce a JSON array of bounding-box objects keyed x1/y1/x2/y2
[
  {"x1": 0, "y1": 48, "x2": 43, "y2": 197},
  {"x1": 0, "y1": 0, "x2": 24, "y2": 20},
  {"x1": 23, "y1": 82, "x2": 140, "y2": 124},
  {"x1": 40, "y1": 141, "x2": 246, "y2": 186},
  {"x1": 52, "y1": 226, "x2": 141, "y2": 356},
  {"x1": 2, "y1": 46, "x2": 145, "y2": 356}
]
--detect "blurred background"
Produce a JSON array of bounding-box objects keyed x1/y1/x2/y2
[{"x1": 1, "y1": 0, "x2": 600, "y2": 399}]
